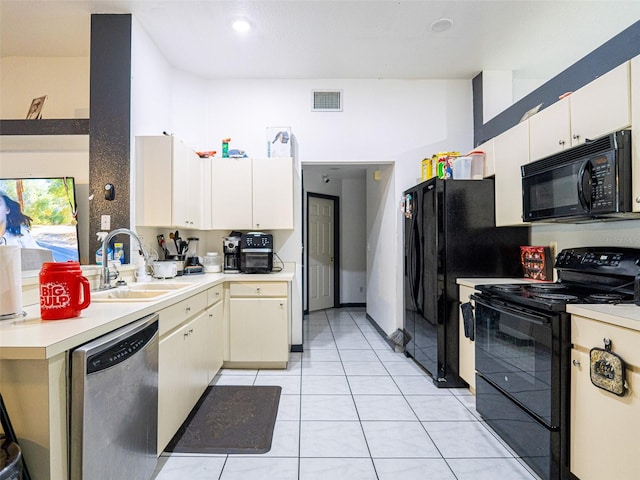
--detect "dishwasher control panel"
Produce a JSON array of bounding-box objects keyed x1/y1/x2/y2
[{"x1": 87, "y1": 320, "x2": 158, "y2": 374}]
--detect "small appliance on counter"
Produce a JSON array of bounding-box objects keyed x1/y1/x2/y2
[
  {"x1": 184, "y1": 237, "x2": 204, "y2": 275},
  {"x1": 223, "y1": 234, "x2": 241, "y2": 273},
  {"x1": 240, "y1": 232, "x2": 273, "y2": 274}
]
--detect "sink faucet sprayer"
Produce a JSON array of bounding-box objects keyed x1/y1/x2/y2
[{"x1": 99, "y1": 228, "x2": 150, "y2": 290}]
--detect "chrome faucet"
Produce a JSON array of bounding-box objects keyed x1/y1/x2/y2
[{"x1": 99, "y1": 228, "x2": 150, "y2": 290}]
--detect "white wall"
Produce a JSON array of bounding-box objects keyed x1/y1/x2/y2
[
  {"x1": 366, "y1": 164, "x2": 398, "y2": 334},
  {"x1": 0, "y1": 56, "x2": 89, "y2": 118},
  {"x1": 340, "y1": 176, "x2": 366, "y2": 304}
]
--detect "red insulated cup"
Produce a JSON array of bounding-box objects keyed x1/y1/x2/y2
[{"x1": 39, "y1": 261, "x2": 91, "y2": 320}]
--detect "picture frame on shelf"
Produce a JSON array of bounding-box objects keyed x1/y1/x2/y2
[{"x1": 26, "y1": 95, "x2": 47, "y2": 120}]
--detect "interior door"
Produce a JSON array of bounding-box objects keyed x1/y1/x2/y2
[{"x1": 309, "y1": 195, "x2": 335, "y2": 311}]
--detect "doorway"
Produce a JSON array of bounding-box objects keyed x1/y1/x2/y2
[{"x1": 306, "y1": 193, "x2": 340, "y2": 312}]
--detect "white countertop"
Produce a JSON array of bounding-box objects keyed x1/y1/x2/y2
[
  {"x1": 567, "y1": 304, "x2": 640, "y2": 332},
  {"x1": 0, "y1": 269, "x2": 294, "y2": 360}
]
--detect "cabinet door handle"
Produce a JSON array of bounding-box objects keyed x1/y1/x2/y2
[
  {"x1": 256, "y1": 287, "x2": 261, "y2": 294},
  {"x1": 572, "y1": 359, "x2": 581, "y2": 367},
  {"x1": 572, "y1": 133, "x2": 580, "y2": 141},
  {"x1": 280, "y1": 302, "x2": 284, "y2": 308},
  {"x1": 558, "y1": 139, "x2": 565, "y2": 146},
  {"x1": 185, "y1": 306, "x2": 191, "y2": 313}
]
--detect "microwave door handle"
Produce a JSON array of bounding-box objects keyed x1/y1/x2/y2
[{"x1": 577, "y1": 160, "x2": 593, "y2": 212}]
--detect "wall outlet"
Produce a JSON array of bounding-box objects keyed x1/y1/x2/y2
[{"x1": 101, "y1": 214, "x2": 111, "y2": 230}]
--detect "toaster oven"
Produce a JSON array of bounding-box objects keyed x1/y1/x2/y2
[{"x1": 240, "y1": 232, "x2": 273, "y2": 274}]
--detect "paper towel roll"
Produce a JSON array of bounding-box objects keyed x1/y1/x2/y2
[{"x1": 0, "y1": 245, "x2": 23, "y2": 317}]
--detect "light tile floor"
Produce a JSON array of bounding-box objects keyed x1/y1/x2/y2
[{"x1": 152, "y1": 307, "x2": 541, "y2": 480}]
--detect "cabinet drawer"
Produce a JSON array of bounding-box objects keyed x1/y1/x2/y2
[
  {"x1": 159, "y1": 291, "x2": 207, "y2": 336},
  {"x1": 207, "y1": 284, "x2": 223, "y2": 306},
  {"x1": 230, "y1": 282, "x2": 287, "y2": 298},
  {"x1": 571, "y1": 315, "x2": 640, "y2": 367}
]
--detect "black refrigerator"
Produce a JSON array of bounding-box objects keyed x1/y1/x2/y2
[{"x1": 402, "y1": 177, "x2": 529, "y2": 387}]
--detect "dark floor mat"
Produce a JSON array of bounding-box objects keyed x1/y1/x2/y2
[{"x1": 165, "y1": 385, "x2": 281, "y2": 454}]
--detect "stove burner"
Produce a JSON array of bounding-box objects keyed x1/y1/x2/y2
[
  {"x1": 527, "y1": 283, "x2": 567, "y2": 292},
  {"x1": 493, "y1": 285, "x2": 524, "y2": 292},
  {"x1": 532, "y1": 293, "x2": 579, "y2": 302},
  {"x1": 588, "y1": 293, "x2": 624, "y2": 303}
]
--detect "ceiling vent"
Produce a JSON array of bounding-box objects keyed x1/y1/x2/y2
[{"x1": 312, "y1": 90, "x2": 342, "y2": 112}]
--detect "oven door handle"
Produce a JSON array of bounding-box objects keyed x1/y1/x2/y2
[{"x1": 471, "y1": 294, "x2": 550, "y2": 324}]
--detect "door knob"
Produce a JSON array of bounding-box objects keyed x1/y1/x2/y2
[{"x1": 572, "y1": 359, "x2": 581, "y2": 367}]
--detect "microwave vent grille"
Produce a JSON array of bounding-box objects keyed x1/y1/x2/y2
[{"x1": 523, "y1": 130, "x2": 628, "y2": 176}]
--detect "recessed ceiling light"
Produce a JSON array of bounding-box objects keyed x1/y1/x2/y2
[
  {"x1": 232, "y1": 19, "x2": 251, "y2": 33},
  {"x1": 430, "y1": 18, "x2": 453, "y2": 33}
]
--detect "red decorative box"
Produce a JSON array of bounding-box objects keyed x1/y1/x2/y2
[{"x1": 520, "y1": 246, "x2": 552, "y2": 280}]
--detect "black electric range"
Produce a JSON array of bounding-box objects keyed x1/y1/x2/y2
[{"x1": 471, "y1": 246, "x2": 640, "y2": 480}]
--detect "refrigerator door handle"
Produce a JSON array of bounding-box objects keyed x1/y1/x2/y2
[{"x1": 411, "y1": 212, "x2": 423, "y2": 315}]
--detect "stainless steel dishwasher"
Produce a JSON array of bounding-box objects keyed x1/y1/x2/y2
[{"x1": 70, "y1": 313, "x2": 159, "y2": 480}]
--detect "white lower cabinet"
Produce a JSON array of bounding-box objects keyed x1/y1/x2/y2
[
  {"x1": 157, "y1": 288, "x2": 224, "y2": 454},
  {"x1": 570, "y1": 315, "x2": 640, "y2": 480},
  {"x1": 207, "y1": 286, "x2": 224, "y2": 382},
  {"x1": 228, "y1": 282, "x2": 289, "y2": 367},
  {"x1": 458, "y1": 285, "x2": 477, "y2": 391},
  {"x1": 156, "y1": 281, "x2": 289, "y2": 453},
  {"x1": 157, "y1": 309, "x2": 209, "y2": 453}
]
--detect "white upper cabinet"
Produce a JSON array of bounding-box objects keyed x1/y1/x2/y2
[
  {"x1": 210, "y1": 157, "x2": 253, "y2": 230},
  {"x1": 252, "y1": 157, "x2": 294, "y2": 230},
  {"x1": 493, "y1": 120, "x2": 530, "y2": 227},
  {"x1": 529, "y1": 61, "x2": 631, "y2": 162},
  {"x1": 475, "y1": 138, "x2": 495, "y2": 178},
  {"x1": 569, "y1": 61, "x2": 631, "y2": 146},
  {"x1": 528, "y1": 96, "x2": 571, "y2": 161},
  {"x1": 211, "y1": 157, "x2": 293, "y2": 230},
  {"x1": 631, "y1": 54, "x2": 640, "y2": 212},
  {"x1": 135, "y1": 135, "x2": 204, "y2": 229}
]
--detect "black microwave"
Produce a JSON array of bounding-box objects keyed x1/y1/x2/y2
[{"x1": 522, "y1": 129, "x2": 639, "y2": 223}]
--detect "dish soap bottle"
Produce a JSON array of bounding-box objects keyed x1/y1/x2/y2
[
  {"x1": 113, "y1": 242, "x2": 124, "y2": 264},
  {"x1": 95, "y1": 232, "x2": 113, "y2": 265}
]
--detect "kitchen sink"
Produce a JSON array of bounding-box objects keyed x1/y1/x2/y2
[
  {"x1": 91, "y1": 282, "x2": 192, "y2": 302},
  {"x1": 91, "y1": 288, "x2": 173, "y2": 302},
  {"x1": 127, "y1": 282, "x2": 190, "y2": 291}
]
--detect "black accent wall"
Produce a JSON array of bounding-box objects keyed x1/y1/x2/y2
[
  {"x1": 89, "y1": 14, "x2": 132, "y2": 262},
  {"x1": 474, "y1": 20, "x2": 640, "y2": 147}
]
